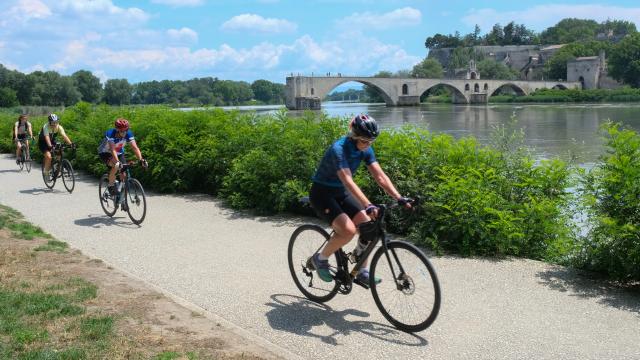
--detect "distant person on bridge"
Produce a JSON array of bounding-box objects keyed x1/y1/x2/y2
[
  {"x1": 97, "y1": 118, "x2": 147, "y2": 196},
  {"x1": 39, "y1": 114, "x2": 74, "y2": 181},
  {"x1": 13, "y1": 114, "x2": 33, "y2": 164},
  {"x1": 309, "y1": 114, "x2": 411, "y2": 284}
]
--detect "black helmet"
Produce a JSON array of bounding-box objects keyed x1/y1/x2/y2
[
  {"x1": 350, "y1": 114, "x2": 379, "y2": 139},
  {"x1": 48, "y1": 114, "x2": 59, "y2": 123}
]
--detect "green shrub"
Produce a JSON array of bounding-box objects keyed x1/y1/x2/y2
[{"x1": 579, "y1": 122, "x2": 640, "y2": 280}]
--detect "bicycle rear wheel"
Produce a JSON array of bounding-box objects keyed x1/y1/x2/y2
[
  {"x1": 98, "y1": 174, "x2": 117, "y2": 217},
  {"x1": 370, "y1": 241, "x2": 441, "y2": 333},
  {"x1": 125, "y1": 178, "x2": 146, "y2": 225},
  {"x1": 41, "y1": 161, "x2": 55, "y2": 189},
  {"x1": 61, "y1": 159, "x2": 75, "y2": 193},
  {"x1": 287, "y1": 224, "x2": 340, "y2": 303}
]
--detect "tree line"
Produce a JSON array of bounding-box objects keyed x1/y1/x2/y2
[
  {"x1": 425, "y1": 18, "x2": 637, "y2": 49},
  {"x1": 0, "y1": 65, "x2": 285, "y2": 107}
]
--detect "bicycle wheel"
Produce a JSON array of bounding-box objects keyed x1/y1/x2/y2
[
  {"x1": 61, "y1": 159, "x2": 75, "y2": 193},
  {"x1": 24, "y1": 146, "x2": 31, "y2": 173},
  {"x1": 125, "y1": 178, "x2": 146, "y2": 225},
  {"x1": 98, "y1": 174, "x2": 117, "y2": 217},
  {"x1": 18, "y1": 150, "x2": 25, "y2": 171},
  {"x1": 370, "y1": 241, "x2": 441, "y2": 333},
  {"x1": 41, "y1": 161, "x2": 56, "y2": 189},
  {"x1": 287, "y1": 224, "x2": 340, "y2": 303}
]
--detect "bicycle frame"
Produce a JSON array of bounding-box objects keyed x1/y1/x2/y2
[{"x1": 330, "y1": 203, "x2": 407, "y2": 291}]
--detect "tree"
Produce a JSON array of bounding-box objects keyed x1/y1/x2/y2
[
  {"x1": 477, "y1": 59, "x2": 519, "y2": 80},
  {"x1": 540, "y1": 18, "x2": 599, "y2": 44},
  {"x1": 72, "y1": 70, "x2": 102, "y2": 103},
  {"x1": 0, "y1": 87, "x2": 19, "y2": 107},
  {"x1": 598, "y1": 20, "x2": 637, "y2": 38},
  {"x1": 485, "y1": 24, "x2": 504, "y2": 45},
  {"x1": 608, "y1": 33, "x2": 640, "y2": 87},
  {"x1": 251, "y1": 79, "x2": 284, "y2": 103},
  {"x1": 411, "y1": 58, "x2": 444, "y2": 78},
  {"x1": 104, "y1": 79, "x2": 132, "y2": 105}
]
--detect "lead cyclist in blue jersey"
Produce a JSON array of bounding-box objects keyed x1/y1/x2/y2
[
  {"x1": 309, "y1": 114, "x2": 412, "y2": 284},
  {"x1": 97, "y1": 118, "x2": 147, "y2": 195}
]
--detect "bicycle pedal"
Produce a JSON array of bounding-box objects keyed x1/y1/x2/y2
[{"x1": 353, "y1": 277, "x2": 370, "y2": 290}]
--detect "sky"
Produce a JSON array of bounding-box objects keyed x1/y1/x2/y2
[{"x1": 1, "y1": 0, "x2": 639, "y2": 85}]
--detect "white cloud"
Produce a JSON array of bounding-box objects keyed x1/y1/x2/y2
[
  {"x1": 462, "y1": 5, "x2": 640, "y2": 32},
  {"x1": 337, "y1": 7, "x2": 421, "y2": 30},
  {"x1": 3, "y1": 0, "x2": 51, "y2": 24},
  {"x1": 151, "y1": 0, "x2": 204, "y2": 6},
  {"x1": 57, "y1": 0, "x2": 149, "y2": 23},
  {"x1": 221, "y1": 14, "x2": 297, "y2": 34},
  {"x1": 167, "y1": 27, "x2": 198, "y2": 43}
]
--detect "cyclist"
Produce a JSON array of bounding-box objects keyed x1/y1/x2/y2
[
  {"x1": 309, "y1": 114, "x2": 411, "y2": 284},
  {"x1": 39, "y1": 114, "x2": 74, "y2": 180},
  {"x1": 13, "y1": 114, "x2": 33, "y2": 164},
  {"x1": 97, "y1": 118, "x2": 147, "y2": 196}
]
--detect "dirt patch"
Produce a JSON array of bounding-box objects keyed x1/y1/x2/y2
[{"x1": 0, "y1": 229, "x2": 283, "y2": 359}]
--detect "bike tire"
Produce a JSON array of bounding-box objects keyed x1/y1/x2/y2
[
  {"x1": 18, "y1": 150, "x2": 25, "y2": 171},
  {"x1": 42, "y1": 161, "x2": 56, "y2": 189},
  {"x1": 287, "y1": 224, "x2": 340, "y2": 303},
  {"x1": 370, "y1": 241, "x2": 441, "y2": 333},
  {"x1": 98, "y1": 174, "x2": 117, "y2": 217},
  {"x1": 125, "y1": 178, "x2": 147, "y2": 225},
  {"x1": 24, "y1": 150, "x2": 31, "y2": 173},
  {"x1": 61, "y1": 159, "x2": 75, "y2": 193}
]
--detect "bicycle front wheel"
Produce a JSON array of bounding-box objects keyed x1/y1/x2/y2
[
  {"x1": 61, "y1": 159, "x2": 75, "y2": 193},
  {"x1": 125, "y1": 178, "x2": 146, "y2": 225},
  {"x1": 18, "y1": 151, "x2": 25, "y2": 171},
  {"x1": 42, "y1": 162, "x2": 55, "y2": 189},
  {"x1": 24, "y1": 151, "x2": 31, "y2": 173},
  {"x1": 288, "y1": 225, "x2": 340, "y2": 303},
  {"x1": 370, "y1": 241, "x2": 441, "y2": 333},
  {"x1": 98, "y1": 174, "x2": 117, "y2": 217}
]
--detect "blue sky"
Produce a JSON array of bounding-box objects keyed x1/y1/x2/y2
[{"x1": 1, "y1": 0, "x2": 639, "y2": 84}]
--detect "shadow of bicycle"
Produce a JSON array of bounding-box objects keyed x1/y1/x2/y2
[
  {"x1": 264, "y1": 293, "x2": 428, "y2": 347},
  {"x1": 19, "y1": 187, "x2": 66, "y2": 195},
  {"x1": 74, "y1": 214, "x2": 140, "y2": 229},
  {"x1": 0, "y1": 169, "x2": 21, "y2": 174}
]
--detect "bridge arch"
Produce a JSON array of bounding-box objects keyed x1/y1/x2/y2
[
  {"x1": 489, "y1": 83, "x2": 527, "y2": 98},
  {"x1": 552, "y1": 84, "x2": 568, "y2": 90},
  {"x1": 314, "y1": 79, "x2": 395, "y2": 106},
  {"x1": 419, "y1": 83, "x2": 468, "y2": 104}
]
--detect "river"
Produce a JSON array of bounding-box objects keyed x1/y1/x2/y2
[{"x1": 219, "y1": 102, "x2": 640, "y2": 165}]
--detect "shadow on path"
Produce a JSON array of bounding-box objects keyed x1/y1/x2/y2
[
  {"x1": 537, "y1": 267, "x2": 640, "y2": 315},
  {"x1": 265, "y1": 293, "x2": 428, "y2": 347},
  {"x1": 74, "y1": 214, "x2": 140, "y2": 229},
  {"x1": 19, "y1": 187, "x2": 66, "y2": 195},
  {"x1": 0, "y1": 169, "x2": 21, "y2": 174}
]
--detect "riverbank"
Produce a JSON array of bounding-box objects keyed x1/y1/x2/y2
[{"x1": 0, "y1": 204, "x2": 279, "y2": 359}]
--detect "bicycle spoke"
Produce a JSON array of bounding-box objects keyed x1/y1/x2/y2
[{"x1": 370, "y1": 241, "x2": 441, "y2": 332}]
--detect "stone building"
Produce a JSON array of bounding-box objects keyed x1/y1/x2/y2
[{"x1": 566, "y1": 51, "x2": 621, "y2": 89}]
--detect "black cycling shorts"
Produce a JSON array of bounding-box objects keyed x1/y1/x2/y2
[
  {"x1": 309, "y1": 182, "x2": 363, "y2": 225},
  {"x1": 99, "y1": 152, "x2": 125, "y2": 166},
  {"x1": 38, "y1": 139, "x2": 55, "y2": 153},
  {"x1": 16, "y1": 134, "x2": 27, "y2": 141}
]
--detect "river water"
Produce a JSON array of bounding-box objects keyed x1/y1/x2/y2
[{"x1": 220, "y1": 102, "x2": 640, "y2": 165}]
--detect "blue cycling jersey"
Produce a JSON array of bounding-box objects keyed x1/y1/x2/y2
[
  {"x1": 97, "y1": 129, "x2": 135, "y2": 155},
  {"x1": 312, "y1": 136, "x2": 377, "y2": 188}
]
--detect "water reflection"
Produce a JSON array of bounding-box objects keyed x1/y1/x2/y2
[{"x1": 202, "y1": 102, "x2": 640, "y2": 164}]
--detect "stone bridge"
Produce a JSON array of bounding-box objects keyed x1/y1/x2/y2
[{"x1": 285, "y1": 76, "x2": 581, "y2": 110}]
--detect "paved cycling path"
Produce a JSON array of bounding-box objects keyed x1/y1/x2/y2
[{"x1": 1, "y1": 154, "x2": 639, "y2": 360}]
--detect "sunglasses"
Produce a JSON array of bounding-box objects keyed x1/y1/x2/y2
[{"x1": 355, "y1": 137, "x2": 375, "y2": 145}]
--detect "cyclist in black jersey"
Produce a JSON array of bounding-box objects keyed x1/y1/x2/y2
[{"x1": 13, "y1": 114, "x2": 33, "y2": 165}]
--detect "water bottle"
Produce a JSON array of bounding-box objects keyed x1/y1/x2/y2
[
  {"x1": 352, "y1": 237, "x2": 368, "y2": 262},
  {"x1": 116, "y1": 180, "x2": 123, "y2": 193}
]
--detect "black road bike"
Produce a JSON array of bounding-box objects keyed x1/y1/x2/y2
[
  {"x1": 288, "y1": 199, "x2": 441, "y2": 333},
  {"x1": 98, "y1": 161, "x2": 147, "y2": 225},
  {"x1": 42, "y1": 143, "x2": 75, "y2": 193},
  {"x1": 16, "y1": 137, "x2": 32, "y2": 173}
]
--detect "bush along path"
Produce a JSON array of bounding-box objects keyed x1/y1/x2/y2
[{"x1": 0, "y1": 104, "x2": 638, "y2": 282}]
